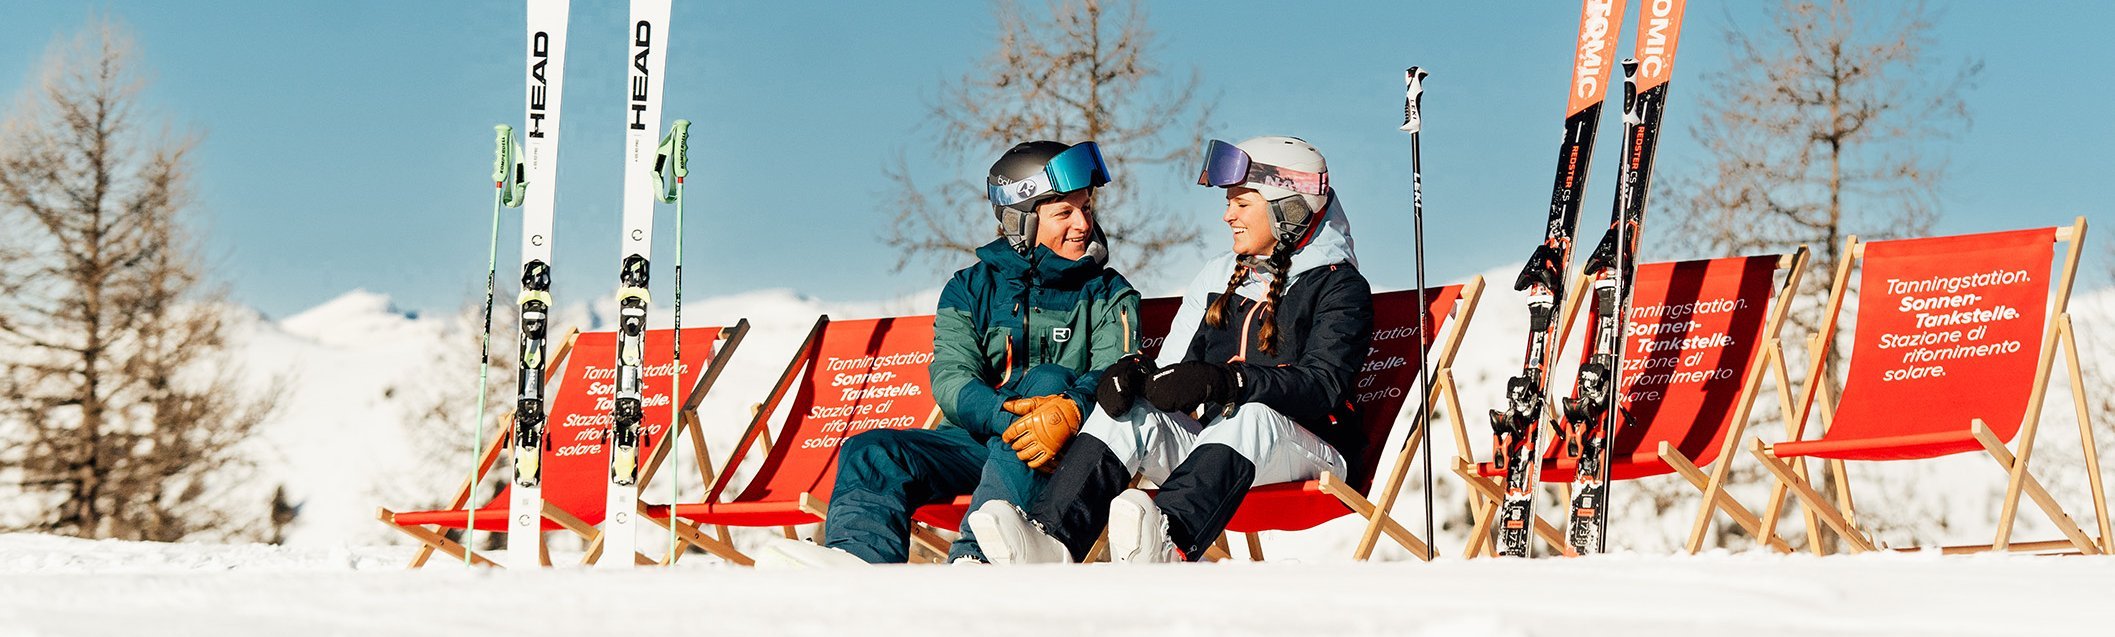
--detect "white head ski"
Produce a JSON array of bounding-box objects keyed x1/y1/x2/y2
[
  {"x1": 603, "y1": 0, "x2": 672, "y2": 570},
  {"x1": 507, "y1": 0, "x2": 570, "y2": 570}
]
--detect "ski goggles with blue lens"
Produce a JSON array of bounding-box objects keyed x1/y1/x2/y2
[
  {"x1": 1195, "y1": 139, "x2": 1328, "y2": 196},
  {"x1": 987, "y1": 141, "x2": 1111, "y2": 209}
]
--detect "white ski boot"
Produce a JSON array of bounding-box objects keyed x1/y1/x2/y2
[
  {"x1": 1106, "y1": 489, "x2": 1181, "y2": 563},
  {"x1": 754, "y1": 537, "x2": 869, "y2": 568},
  {"x1": 965, "y1": 500, "x2": 1070, "y2": 565}
]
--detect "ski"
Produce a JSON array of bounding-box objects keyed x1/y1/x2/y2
[
  {"x1": 1488, "y1": 0, "x2": 1626, "y2": 558},
  {"x1": 505, "y1": 0, "x2": 570, "y2": 571},
  {"x1": 1561, "y1": 0, "x2": 1687, "y2": 555},
  {"x1": 603, "y1": 0, "x2": 672, "y2": 569}
]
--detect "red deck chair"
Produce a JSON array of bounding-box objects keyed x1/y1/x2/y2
[
  {"x1": 1751, "y1": 219, "x2": 2111, "y2": 554},
  {"x1": 1455, "y1": 253, "x2": 1807, "y2": 557},
  {"x1": 1224, "y1": 280, "x2": 1484, "y2": 562},
  {"x1": 911, "y1": 281, "x2": 1485, "y2": 562},
  {"x1": 378, "y1": 323, "x2": 747, "y2": 567},
  {"x1": 654, "y1": 315, "x2": 941, "y2": 564}
]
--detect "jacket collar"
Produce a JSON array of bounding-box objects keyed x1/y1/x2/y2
[{"x1": 975, "y1": 238, "x2": 1103, "y2": 287}]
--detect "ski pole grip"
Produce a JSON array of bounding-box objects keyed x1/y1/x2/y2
[
  {"x1": 493, "y1": 124, "x2": 517, "y2": 185},
  {"x1": 669, "y1": 119, "x2": 690, "y2": 179},
  {"x1": 1401, "y1": 67, "x2": 1428, "y2": 133}
]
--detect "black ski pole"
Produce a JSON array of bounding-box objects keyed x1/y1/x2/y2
[{"x1": 1402, "y1": 66, "x2": 1437, "y2": 559}]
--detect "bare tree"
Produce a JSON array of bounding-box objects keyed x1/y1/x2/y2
[
  {"x1": 1662, "y1": 0, "x2": 1979, "y2": 326},
  {"x1": 884, "y1": 0, "x2": 1215, "y2": 277},
  {"x1": 0, "y1": 19, "x2": 277, "y2": 541}
]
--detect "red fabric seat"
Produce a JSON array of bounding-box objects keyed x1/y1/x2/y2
[
  {"x1": 667, "y1": 316, "x2": 940, "y2": 533},
  {"x1": 1475, "y1": 448, "x2": 1690, "y2": 484},
  {"x1": 1777, "y1": 229, "x2": 2054, "y2": 461},
  {"x1": 1474, "y1": 256, "x2": 1780, "y2": 484},
  {"x1": 659, "y1": 502, "x2": 822, "y2": 528},
  {"x1": 1772, "y1": 430, "x2": 1983, "y2": 461},
  {"x1": 387, "y1": 328, "x2": 725, "y2": 532}
]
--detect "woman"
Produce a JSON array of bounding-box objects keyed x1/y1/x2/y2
[{"x1": 969, "y1": 136, "x2": 1372, "y2": 563}]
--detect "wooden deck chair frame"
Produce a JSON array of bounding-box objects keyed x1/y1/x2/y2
[
  {"x1": 652, "y1": 315, "x2": 948, "y2": 565},
  {"x1": 1750, "y1": 218, "x2": 2111, "y2": 555},
  {"x1": 1453, "y1": 251, "x2": 1810, "y2": 557},
  {"x1": 379, "y1": 321, "x2": 750, "y2": 567},
  {"x1": 578, "y1": 321, "x2": 752, "y2": 565},
  {"x1": 1333, "y1": 276, "x2": 1486, "y2": 561}
]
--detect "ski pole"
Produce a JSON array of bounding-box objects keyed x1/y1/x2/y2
[
  {"x1": 467, "y1": 124, "x2": 523, "y2": 565},
  {"x1": 656, "y1": 119, "x2": 690, "y2": 563},
  {"x1": 1401, "y1": 67, "x2": 1438, "y2": 560}
]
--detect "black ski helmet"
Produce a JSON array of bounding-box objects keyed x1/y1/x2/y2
[{"x1": 986, "y1": 140, "x2": 1111, "y2": 260}]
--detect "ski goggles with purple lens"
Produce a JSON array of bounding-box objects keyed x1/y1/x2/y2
[
  {"x1": 987, "y1": 141, "x2": 1111, "y2": 209},
  {"x1": 1195, "y1": 139, "x2": 1328, "y2": 196}
]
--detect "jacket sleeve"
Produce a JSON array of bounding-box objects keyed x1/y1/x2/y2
[
  {"x1": 1157, "y1": 255, "x2": 1230, "y2": 368},
  {"x1": 930, "y1": 274, "x2": 1014, "y2": 438},
  {"x1": 1063, "y1": 280, "x2": 1142, "y2": 414},
  {"x1": 1233, "y1": 268, "x2": 1373, "y2": 424}
]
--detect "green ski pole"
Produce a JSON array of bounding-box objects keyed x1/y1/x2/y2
[
  {"x1": 654, "y1": 119, "x2": 690, "y2": 562},
  {"x1": 467, "y1": 125, "x2": 525, "y2": 565}
]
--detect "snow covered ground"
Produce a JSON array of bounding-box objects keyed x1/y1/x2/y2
[{"x1": 0, "y1": 533, "x2": 2109, "y2": 636}]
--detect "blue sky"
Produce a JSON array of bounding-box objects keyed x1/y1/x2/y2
[{"x1": 1, "y1": 1, "x2": 2109, "y2": 319}]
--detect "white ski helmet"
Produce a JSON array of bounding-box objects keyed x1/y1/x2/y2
[{"x1": 1198, "y1": 136, "x2": 1331, "y2": 249}]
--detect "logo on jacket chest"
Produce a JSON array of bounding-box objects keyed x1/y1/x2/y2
[{"x1": 1051, "y1": 327, "x2": 1071, "y2": 343}]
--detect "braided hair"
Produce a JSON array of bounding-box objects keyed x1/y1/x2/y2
[
  {"x1": 1202, "y1": 264, "x2": 1250, "y2": 331},
  {"x1": 1202, "y1": 246, "x2": 1297, "y2": 356}
]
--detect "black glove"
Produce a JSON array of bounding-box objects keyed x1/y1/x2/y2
[
  {"x1": 1095, "y1": 354, "x2": 1157, "y2": 416},
  {"x1": 1143, "y1": 361, "x2": 1245, "y2": 415}
]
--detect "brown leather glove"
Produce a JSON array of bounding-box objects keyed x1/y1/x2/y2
[{"x1": 1001, "y1": 395, "x2": 1082, "y2": 473}]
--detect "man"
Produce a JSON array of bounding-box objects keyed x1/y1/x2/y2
[{"x1": 771, "y1": 140, "x2": 1141, "y2": 564}]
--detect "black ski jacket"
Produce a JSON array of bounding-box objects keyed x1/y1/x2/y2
[{"x1": 1158, "y1": 197, "x2": 1374, "y2": 462}]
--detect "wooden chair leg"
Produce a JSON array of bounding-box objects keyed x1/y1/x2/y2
[
  {"x1": 909, "y1": 524, "x2": 955, "y2": 563},
  {"x1": 647, "y1": 513, "x2": 755, "y2": 566},
  {"x1": 2058, "y1": 318, "x2": 2114, "y2": 553},
  {"x1": 1663, "y1": 447, "x2": 1793, "y2": 553},
  {"x1": 378, "y1": 508, "x2": 500, "y2": 568},
  {"x1": 1319, "y1": 473, "x2": 1429, "y2": 560},
  {"x1": 1202, "y1": 534, "x2": 1233, "y2": 562},
  {"x1": 1972, "y1": 422, "x2": 2100, "y2": 554},
  {"x1": 1452, "y1": 461, "x2": 1571, "y2": 556},
  {"x1": 1244, "y1": 532, "x2": 1265, "y2": 561},
  {"x1": 1085, "y1": 528, "x2": 1111, "y2": 563},
  {"x1": 1453, "y1": 460, "x2": 1500, "y2": 558},
  {"x1": 1747, "y1": 441, "x2": 1873, "y2": 552}
]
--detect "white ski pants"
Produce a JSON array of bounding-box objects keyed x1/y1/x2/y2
[{"x1": 1081, "y1": 402, "x2": 1348, "y2": 487}]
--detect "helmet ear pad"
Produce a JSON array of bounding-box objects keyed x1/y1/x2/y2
[
  {"x1": 997, "y1": 204, "x2": 1039, "y2": 254},
  {"x1": 1267, "y1": 194, "x2": 1319, "y2": 249}
]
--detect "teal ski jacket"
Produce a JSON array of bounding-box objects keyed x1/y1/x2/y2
[{"x1": 931, "y1": 239, "x2": 1141, "y2": 438}]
